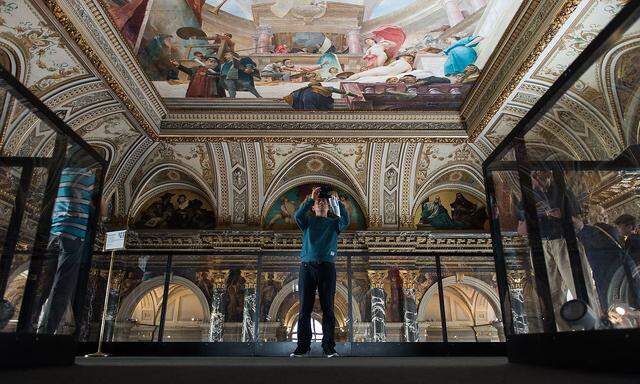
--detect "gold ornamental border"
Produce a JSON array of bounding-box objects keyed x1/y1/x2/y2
[{"x1": 466, "y1": 0, "x2": 582, "y2": 141}]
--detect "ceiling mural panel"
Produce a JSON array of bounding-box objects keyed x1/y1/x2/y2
[{"x1": 102, "y1": 0, "x2": 522, "y2": 112}]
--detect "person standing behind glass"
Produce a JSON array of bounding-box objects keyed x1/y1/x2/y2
[
  {"x1": 576, "y1": 206, "x2": 626, "y2": 312},
  {"x1": 614, "y1": 214, "x2": 640, "y2": 307},
  {"x1": 517, "y1": 171, "x2": 600, "y2": 330},
  {"x1": 290, "y1": 187, "x2": 349, "y2": 358},
  {"x1": 36, "y1": 166, "x2": 96, "y2": 334}
]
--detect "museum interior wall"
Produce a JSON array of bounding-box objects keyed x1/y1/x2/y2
[{"x1": 0, "y1": 0, "x2": 638, "y2": 346}]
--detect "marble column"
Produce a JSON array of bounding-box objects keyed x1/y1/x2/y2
[
  {"x1": 469, "y1": 0, "x2": 487, "y2": 13},
  {"x1": 241, "y1": 270, "x2": 257, "y2": 342},
  {"x1": 399, "y1": 270, "x2": 420, "y2": 342},
  {"x1": 368, "y1": 270, "x2": 388, "y2": 342},
  {"x1": 208, "y1": 270, "x2": 229, "y2": 342},
  {"x1": 346, "y1": 28, "x2": 362, "y2": 54},
  {"x1": 443, "y1": 0, "x2": 465, "y2": 27},
  {"x1": 255, "y1": 25, "x2": 274, "y2": 53},
  {"x1": 507, "y1": 270, "x2": 529, "y2": 334},
  {"x1": 104, "y1": 271, "x2": 125, "y2": 342}
]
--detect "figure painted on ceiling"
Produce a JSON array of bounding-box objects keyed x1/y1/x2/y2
[
  {"x1": 220, "y1": 51, "x2": 262, "y2": 98},
  {"x1": 443, "y1": 34, "x2": 483, "y2": 76},
  {"x1": 347, "y1": 52, "x2": 415, "y2": 81},
  {"x1": 171, "y1": 56, "x2": 226, "y2": 98},
  {"x1": 284, "y1": 74, "x2": 356, "y2": 110},
  {"x1": 139, "y1": 34, "x2": 177, "y2": 80}
]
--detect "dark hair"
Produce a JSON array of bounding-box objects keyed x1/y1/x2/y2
[
  {"x1": 615, "y1": 214, "x2": 636, "y2": 227},
  {"x1": 224, "y1": 33, "x2": 233, "y2": 38}
]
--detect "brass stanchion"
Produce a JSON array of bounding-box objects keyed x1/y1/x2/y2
[{"x1": 85, "y1": 249, "x2": 116, "y2": 357}]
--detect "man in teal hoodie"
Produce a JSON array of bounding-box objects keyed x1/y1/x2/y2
[{"x1": 290, "y1": 187, "x2": 349, "y2": 358}]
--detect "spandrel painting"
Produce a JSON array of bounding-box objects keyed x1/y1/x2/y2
[
  {"x1": 132, "y1": 189, "x2": 216, "y2": 229},
  {"x1": 415, "y1": 190, "x2": 488, "y2": 231},
  {"x1": 103, "y1": 0, "x2": 523, "y2": 111},
  {"x1": 264, "y1": 184, "x2": 366, "y2": 230}
]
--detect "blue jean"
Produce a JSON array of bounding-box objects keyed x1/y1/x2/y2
[
  {"x1": 36, "y1": 235, "x2": 83, "y2": 334},
  {"x1": 296, "y1": 261, "x2": 336, "y2": 350}
]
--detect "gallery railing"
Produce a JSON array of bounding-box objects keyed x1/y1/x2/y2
[{"x1": 75, "y1": 246, "x2": 505, "y2": 356}]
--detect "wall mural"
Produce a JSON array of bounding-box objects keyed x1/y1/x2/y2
[
  {"x1": 415, "y1": 190, "x2": 488, "y2": 230},
  {"x1": 264, "y1": 184, "x2": 365, "y2": 230},
  {"x1": 132, "y1": 189, "x2": 216, "y2": 229},
  {"x1": 103, "y1": 0, "x2": 523, "y2": 111}
]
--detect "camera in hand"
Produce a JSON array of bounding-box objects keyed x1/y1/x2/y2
[{"x1": 318, "y1": 185, "x2": 332, "y2": 199}]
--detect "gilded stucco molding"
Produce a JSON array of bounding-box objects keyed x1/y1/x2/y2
[
  {"x1": 42, "y1": 0, "x2": 160, "y2": 140},
  {"x1": 465, "y1": 0, "x2": 582, "y2": 141}
]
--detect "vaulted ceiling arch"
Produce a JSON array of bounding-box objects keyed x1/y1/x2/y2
[
  {"x1": 264, "y1": 149, "x2": 366, "y2": 204},
  {"x1": 129, "y1": 163, "x2": 216, "y2": 219},
  {"x1": 261, "y1": 175, "x2": 367, "y2": 227}
]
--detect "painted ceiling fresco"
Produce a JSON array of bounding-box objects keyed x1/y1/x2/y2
[{"x1": 103, "y1": 0, "x2": 523, "y2": 111}]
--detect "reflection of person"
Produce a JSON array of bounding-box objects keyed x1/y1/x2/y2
[
  {"x1": 36, "y1": 166, "x2": 97, "y2": 334},
  {"x1": 284, "y1": 75, "x2": 356, "y2": 110},
  {"x1": 170, "y1": 57, "x2": 226, "y2": 98},
  {"x1": 517, "y1": 171, "x2": 600, "y2": 330},
  {"x1": 613, "y1": 214, "x2": 640, "y2": 307},
  {"x1": 577, "y1": 206, "x2": 627, "y2": 312},
  {"x1": 220, "y1": 52, "x2": 262, "y2": 98},
  {"x1": 347, "y1": 52, "x2": 414, "y2": 81},
  {"x1": 443, "y1": 35, "x2": 483, "y2": 76},
  {"x1": 290, "y1": 187, "x2": 349, "y2": 358}
]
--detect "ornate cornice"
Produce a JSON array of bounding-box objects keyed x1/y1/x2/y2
[
  {"x1": 43, "y1": 0, "x2": 160, "y2": 140},
  {"x1": 104, "y1": 229, "x2": 527, "y2": 253},
  {"x1": 464, "y1": 0, "x2": 582, "y2": 141}
]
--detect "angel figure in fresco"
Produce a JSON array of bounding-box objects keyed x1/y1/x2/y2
[
  {"x1": 268, "y1": 196, "x2": 298, "y2": 228},
  {"x1": 361, "y1": 26, "x2": 406, "y2": 69}
]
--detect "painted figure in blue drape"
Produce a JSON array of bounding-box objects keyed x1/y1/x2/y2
[
  {"x1": 443, "y1": 34, "x2": 483, "y2": 76},
  {"x1": 284, "y1": 76, "x2": 355, "y2": 111}
]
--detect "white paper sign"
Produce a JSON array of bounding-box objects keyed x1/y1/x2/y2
[{"x1": 104, "y1": 230, "x2": 127, "y2": 251}]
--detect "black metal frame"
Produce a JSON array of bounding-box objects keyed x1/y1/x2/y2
[
  {"x1": 0, "y1": 64, "x2": 107, "y2": 366},
  {"x1": 483, "y1": 0, "x2": 640, "y2": 368}
]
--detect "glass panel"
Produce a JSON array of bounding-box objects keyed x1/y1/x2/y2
[
  {"x1": 258, "y1": 255, "x2": 348, "y2": 344},
  {"x1": 489, "y1": 170, "x2": 545, "y2": 335},
  {"x1": 1, "y1": 167, "x2": 50, "y2": 333},
  {"x1": 351, "y1": 255, "x2": 439, "y2": 342},
  {"x1": 79, "y1": 253, "x2": 169, "y2": 342},
  {"x1": 440, "y1": 256, "x2": 504, "y2": 342},
  {"x1": 162, "y1": 254, "x2": 258, "y2": 343},
  {"x1": 24, "y1": 143, "x2": 102, "y2": 336}
]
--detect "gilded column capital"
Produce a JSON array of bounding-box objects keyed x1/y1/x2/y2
[
  {"x1": 367, "y1": 270, "x2": 388, "y2": 289},
  {"x1": 399, "y1": 270, "x2": 421, "y2": 290},
  {"x1": 507, "y1": 270, "x2": 528, "y2": 290},
  {"x1": 207, "y1": 270, "x2": 230, "y2": 289},
  {"x1": 241, "y1": 270, "x2": 258, "y2": 289}
]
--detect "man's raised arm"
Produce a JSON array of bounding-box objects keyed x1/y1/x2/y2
[
  {"x1": 337, "y1": 200, "x2": 350, "y2": 233},
  {"x1": 295, "y1": 198, "x2": 314, "y2": 230}
]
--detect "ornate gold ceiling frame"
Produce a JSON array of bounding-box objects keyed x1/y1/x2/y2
[
  {"x1": 463, "y1": 0, "x2": 582, "y2": 141},
  {"x1": 44, "y1": 0, "x2": 581, "y2": 144}
]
